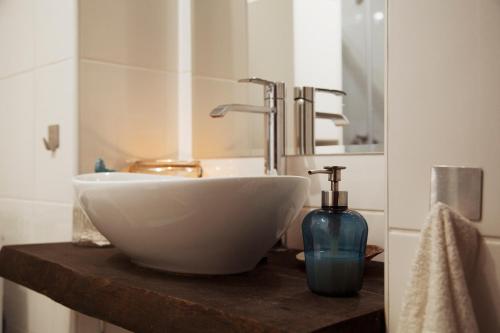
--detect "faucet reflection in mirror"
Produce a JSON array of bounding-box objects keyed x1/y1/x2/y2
[
  {"x1": 210, "y1": 78, "x2": 286, "y2": 175},
  {"x1": 294, "y1": 86, "x2": 348, "y2": 155}
]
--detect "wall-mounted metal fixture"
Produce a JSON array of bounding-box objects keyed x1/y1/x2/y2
[
  {"x1": 43, "y1": 124, "x2": 59, "y2": 153},
  {"x1": 430, "y1": 166, "x2": 483, "y2": 221},
  {"x1": 294, "y1": 86, "x2": 348, "y2": 155}
]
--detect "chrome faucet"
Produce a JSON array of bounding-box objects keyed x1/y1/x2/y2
[
  {"x1": 294, "y1": 86, "x2": 348, "y2": 155},
  {"x1": 210, "y1": 78, "x2": 286, "y2": 175}
]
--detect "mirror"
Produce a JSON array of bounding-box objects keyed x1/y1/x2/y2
[
  {"x1": 192, "y1": 0, "x2": 385, "y2": 157},
  {"x1": 78, "y1": 0, "x2": 385, "y2": 173}
]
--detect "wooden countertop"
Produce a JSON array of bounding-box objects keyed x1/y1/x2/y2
[{"x1": 0, "y1": 243, "x2": 384, "y2": 333}]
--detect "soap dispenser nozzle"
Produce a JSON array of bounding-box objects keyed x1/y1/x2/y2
[{"x1": 308, "y1": 166, "x2": 348, "y2": 208}]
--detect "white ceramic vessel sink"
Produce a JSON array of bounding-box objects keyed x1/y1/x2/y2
[{"x1": 73, "y1": 172, "x2": 309, "y2": 275}]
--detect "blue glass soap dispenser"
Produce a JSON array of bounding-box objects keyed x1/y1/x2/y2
[{"x1": 302, "y1": 166, "x2": 368, "y2": 296}]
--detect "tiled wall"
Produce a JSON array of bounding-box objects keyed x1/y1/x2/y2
[
  {"x1": 78, "y1": 0, "x2": 180, "y2": 173},
  {"x1": 386, "y1": 0, "x2": 500, "y2": 331},
  {"x1": 191, "y1": 0, "x2": 265, "y2": 158},
  {"x1": 0, "y1": 0, "x2": 77, "y2": 332}
]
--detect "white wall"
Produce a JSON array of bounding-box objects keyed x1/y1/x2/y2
[
  {"x1": 0, "y1": 0, "x2": 78, "y2": 332},
  {"x1": 79, "y1": 0, "x2": 181, "y2": 172},
  {"x1": 192, "y1": 0, "x2": 266, "y2": 158},
  {"x1": 386, "y1": 0, "x2": 500, "y2": 331}
]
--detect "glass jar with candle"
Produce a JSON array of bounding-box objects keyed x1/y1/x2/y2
[{"x1": 125, "y1": 160, "x2": 202, "y2": 178}]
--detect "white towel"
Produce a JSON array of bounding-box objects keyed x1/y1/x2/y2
[{"x1": 398, "y1": 202, "x2": 480, "y2": 333}]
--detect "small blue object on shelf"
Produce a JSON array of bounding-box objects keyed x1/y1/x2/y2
[
  {"x1": 302, "y1": 166, "x2": 368, "y2": 297},
  {"x1": 94, "y1": 158, "x2": 116, "y2": 173}
]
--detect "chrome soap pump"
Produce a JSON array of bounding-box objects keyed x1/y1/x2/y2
[{"x1": 302, "y1": 166, "x2": 368, "y2": 296}]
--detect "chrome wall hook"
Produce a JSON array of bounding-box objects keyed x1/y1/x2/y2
[
  {"x1": 430, "y1": 166, "x2": 483, "y2": 221},
  {"x1": 43, "y1": 124, "x2": 59, "y2": 152}
]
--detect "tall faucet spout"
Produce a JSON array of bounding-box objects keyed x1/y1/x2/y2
[{"x1": 209, "y1": 78, "x2": 286, "y2": 175}]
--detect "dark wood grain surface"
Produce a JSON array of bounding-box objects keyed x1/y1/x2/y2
[{"x1": 0, "y1": 243, "x2": 384, "y2": 333}]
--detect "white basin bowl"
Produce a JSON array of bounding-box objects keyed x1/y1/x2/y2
[{"x1": 73, "y1": 172, "x2": 309, "y2": 275}]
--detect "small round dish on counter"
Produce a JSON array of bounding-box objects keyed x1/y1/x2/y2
[{"x1": 295, "y1": 245, "x2": 384, "y2": 263}]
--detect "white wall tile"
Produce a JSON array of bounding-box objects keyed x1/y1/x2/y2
[
  {"x1": 192, "y1": 77, "x2": 264, "y2": 159},
  {"x1": 0, "y1": 0, "x2": 34, "y2": 78},
  {"x1": 293, "y1": 0, "x2": 342, "y2": 94},
  {"x1": 0, "y1": 200, "x2": 71, "y2": 247},
  {"x1": 286, "y1": 154, "x2": 385, "y2": 211},
  {"x1": 469, "y1": 237, "x2": 500, "y2": 333},
  {"x1": 245, "y1": 0, "x2": 296, "y2": 154},
  {"x1": 247, "y1": 0, "x2": 293, "y2": 84},
  {"x1": 0, "y1": 73, "x2": 35, "y2": 200},
  {"x1": 387, "y1": 231, "x2": 500, "y2": 332},
  {"x1": 35, "y1": 60, "x2": 77, "y2": 203},
  {"x1": 79, "y1": 60, "x2": 178, "y2": 172},
  {"x1": 177, "y1": 72, "x2": 192, "y2": 160},
  {"x1": 282, "y1": 206, "x2": 312, "y2": 250},
  {"x1": 32, "y1": 202, "x2": 72, "y2": 243},
  {"x1": 200, "y1": 157, "x2": 265, "y2": 177},
  {"x1": 34, "y1": 0, "x2": 76, "y2": 66},
  {"x1": 364, "y1": 211, "x2": 386, "y2": 260},
  {"x1": 79, "y1": 0, "x2": 178, "y2": 71},
  {"x1": 0, "y1": 1, "x2": 77, "y2": 332},
  {"x1": 387, "y1": 230, "x2": 420, "y2": 332},
  {"x1": 0, "y1": 199, "x2": 34, "y2": 246},
  {"x1": 192, "y1": 0, "x2": 248, "y2": 79}
]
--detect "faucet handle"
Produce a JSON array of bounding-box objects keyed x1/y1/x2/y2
[
  {"x1": 313, "y1": 88, "x2": 349, "y2": 125},
  {"x1": 314, "y1": 87, "x2": 347, "y2": 96},
  {"x1": 238, "y1": 77, "x2": 276, "y2": 87},
  {"x1": 315, "y1": 112, "x2": 350, "y2": 126},
  {"x1": 238, "y1": 77, "x2": 285, "y2": 100},
  {"x1": 294, "y1": 86, "x2": 346, "y2": 101}
]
